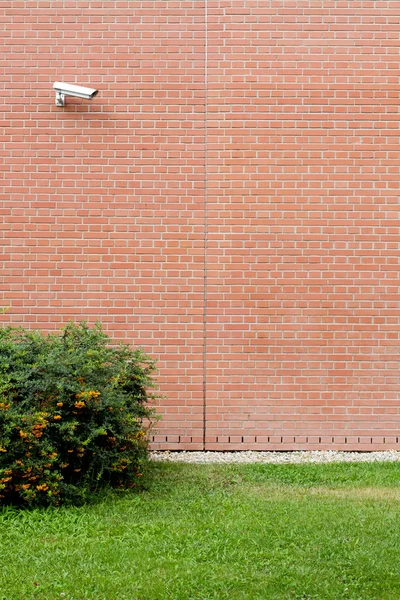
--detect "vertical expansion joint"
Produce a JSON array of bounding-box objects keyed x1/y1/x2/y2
[{"x1": 203, "y1": 0, "x2": 208, "y2": 451}]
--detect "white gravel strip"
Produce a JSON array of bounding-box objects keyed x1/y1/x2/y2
[{"x1": 151, "y1": 450, "x2": 400, "y2": 464}]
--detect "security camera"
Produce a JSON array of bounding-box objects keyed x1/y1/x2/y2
[{"x1": 53, "y1": 82, "x2": 99, "y2": 106}]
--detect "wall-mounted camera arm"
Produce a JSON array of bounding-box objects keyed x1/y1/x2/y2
[{"x1": 53, "y1": 82, "x2": 99, "y2": 106}]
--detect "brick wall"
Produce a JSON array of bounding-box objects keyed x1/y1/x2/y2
[{"x1": 1, "y1": 1, "x2": 400, "y2": 451}]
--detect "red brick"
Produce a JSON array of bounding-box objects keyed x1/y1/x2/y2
[{"x1": 1, "y1": 1, "x2": 400, "y2": 451}]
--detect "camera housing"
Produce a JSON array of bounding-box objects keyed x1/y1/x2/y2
[{"x1": 53, "y1": 82, "x2": 99, "y2": 106}]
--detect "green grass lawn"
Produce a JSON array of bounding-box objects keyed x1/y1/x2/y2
[{"x1": 1, "y1": 460, "x2": 400, "y2": 600}]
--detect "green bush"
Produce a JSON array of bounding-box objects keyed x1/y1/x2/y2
[{"x1": 0, "y1": 322, "x2": 158, "y2": 507}]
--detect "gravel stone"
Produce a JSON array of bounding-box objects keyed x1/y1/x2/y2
[{"x1": 151, "y1": 450, "x2": 400, "y2": 464}]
